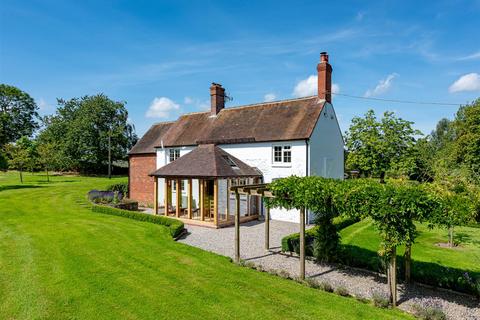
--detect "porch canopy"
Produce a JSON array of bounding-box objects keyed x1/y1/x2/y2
[{"x1": 149, "y1": 144, "x2": 262, "y2": 227}]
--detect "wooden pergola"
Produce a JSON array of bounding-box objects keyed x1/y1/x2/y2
[{"x1": 230, "y1": 183, "x2": 307, "y2": 280}]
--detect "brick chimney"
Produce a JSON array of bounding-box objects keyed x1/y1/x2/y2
[
  {"x1": 317, "y1": 52, "x2": 332, "y2": 103},
  {"x1": 210, "y1": 83, "x2": 225, "y2": 115}
]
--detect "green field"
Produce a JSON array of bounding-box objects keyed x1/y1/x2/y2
[
  {"x1": 0, "y1": 172, "x2": 411, "y2": 319},
  {"x1": 340, "y1": 219, "x2": 480, "y2": 273}
]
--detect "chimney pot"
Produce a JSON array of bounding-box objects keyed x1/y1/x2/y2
[
  {"x1": 210, "y1": 82, "x2": 225, "y2": 115},
  {"x1": 317, "y1": 52, "x2": 333, "y2": 103}
]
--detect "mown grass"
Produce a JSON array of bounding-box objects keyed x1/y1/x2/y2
[
  {"x1": 0, "y1": 171, "x2": 412, "y2": 319},
  {"x1": 340, "y1": 219, "x2": 480, "y2": 273}
]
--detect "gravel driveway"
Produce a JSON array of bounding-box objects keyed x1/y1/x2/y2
[{"x1": 178, "y1": 220, "x2": 480, "y2": 320}]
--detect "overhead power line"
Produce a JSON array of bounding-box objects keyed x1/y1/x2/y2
[{"x1": 331, "y1": 92, "x2": 463, "y2": 106}]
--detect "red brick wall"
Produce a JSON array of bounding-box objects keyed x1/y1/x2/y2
[{"x1": 129, "y1": 154, "x2": 156, "y2": 206}]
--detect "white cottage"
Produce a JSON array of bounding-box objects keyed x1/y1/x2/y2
[{"x1": 129, "y1": 52, "x2": 344, "y2": 227}]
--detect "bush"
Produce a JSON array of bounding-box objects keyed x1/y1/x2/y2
[
  {"x1": 112, "y1": 199, "x2": 138, "y2": 211},
  {"x1": 91, "y1": 204, "x2": 184, "y2": 238},
  {"x1": 411, "y1": 303, "x2": 446, "y2": 320},
  {"x1": 313, "y1": 212, "x2": 340, "y2": 263},
  {"x1": 334, "y1": 285, "x2": 350, "y2": 297},
  {"x1": 106, "y1": 182, "x2": 129, "y2": 197},
  {"x1": 318, "y1": 281, "x2": 334, "y2": 292},
  {"x1": 281, "y1": 216, "x2": 358, "y2": 254},
  {"x1": 88, "y1": 190, "x2": 123, "y2": 203},
  {"x1": 371, "y1": 290, "x2": 390, "y2": 308}
]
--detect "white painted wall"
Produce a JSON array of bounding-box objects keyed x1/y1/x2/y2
[{"x1": 309, "y1": 102, "x2": 345, "y2": 180}]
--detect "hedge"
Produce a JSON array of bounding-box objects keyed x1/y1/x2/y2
[
  {"x1": 281, "y1": 215, "x2": 359, "y2": 255},
  {"x1": 341, "y1": 244, "x2": 480, "y2": 296},
  {"x1": 91, "y1": 204, "x2": 184, "y2": 238},
  {"x1": 282, "y1": 220, "x2": 480, "y2": 296}
]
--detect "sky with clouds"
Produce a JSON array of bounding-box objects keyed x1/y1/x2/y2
[{"x1": 1, "y1": 0, "x2": 480, "y2": 136}]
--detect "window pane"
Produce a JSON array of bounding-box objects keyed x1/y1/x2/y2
[
  {"x1": 283, "y1": 149, "x2": 291, "y2": 163},
  {"x1": 274, "y1": 146, "x2": 282, "y2": 162}
]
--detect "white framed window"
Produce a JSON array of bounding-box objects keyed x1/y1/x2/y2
[
  {"x1": 272, "y1": 145, "x2": 292, "y2": 165},
  {"x1": 172, "y1": 180, "x2": 185, "y2": 191},
  {"x1": 169, "y1": 149, "x2": 180, "y2": 162}
]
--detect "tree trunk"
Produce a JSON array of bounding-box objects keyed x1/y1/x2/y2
[
  {"x1": 405, "y1": 244, "x2": 411, "y2": 284},
  {"x1": 449, "y1": 227, "x2": 454, "y2": 247},
  {"x1": 46, "y1": 167, "x2": 49, "y2": 183},
  {"x1": 19, "y1": 169, "x2": 23, "y2": 183},
  {"x1": 379, "y1": 172, "x2": 386, "y2": 184},
  {"x1": 387, "y1": 247, "x2": 397, "y2": 307}
]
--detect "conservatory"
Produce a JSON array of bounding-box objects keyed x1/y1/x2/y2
[{"x1": 149, "y1": 144, "x2": 263, "y2": 228}]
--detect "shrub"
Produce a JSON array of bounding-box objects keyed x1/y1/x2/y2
[
  {"x1": 334, "y1": 285, "x2": 350, "y2": 297},
  {"x1": 411, "y1": 303, "x2": 446, "y2": 320},
  {"x1": 318, "y1": 281, "x2": 334, "y2": 292},
  {"x1": 313, "y1": 212, "x2": 340, "y2": 263},
  {"x1": 88, "y1": 190, "x2": 123, "y2": 203},
  {"x1": 281, "y1": 216, "x2": 359, "y2": 254},
  {"x1": 91, "y1": 204, "x2": 184, "y2": 238},
  {"x1": 304, "y1": 277, "x2": 320, "y2": 289},
  {"x1": 371, "y1": 290, "x2": 390, "y2": 308},
  {"x1": 106, "y1": 182, "x2": 129, "y2": 197}
]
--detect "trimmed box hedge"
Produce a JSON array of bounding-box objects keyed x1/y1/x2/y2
[{"x1": 91, "y1": 204, "x2": 184, "y2": 238}]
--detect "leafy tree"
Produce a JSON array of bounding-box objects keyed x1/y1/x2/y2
[
  {"x1": 0, "y1": 84, "x2": 39, "y2": 147},
  {"x1": 451, "y1": 99, "x2": 480, "y2": 183},
  {"x1": 38, "y1": 94, "x2": 137, "y2": 173},
  {"x1": 345, "y1": 110, "x2": 421, "y2": 182},
  {"x1": 0, "y1": 148, "x2": 7, "y2": 171},
  {"x1": 426, "y1": 180, "x2": 476, "y2": 247},
  {"x1": 5, "y1": 137, "x2": 32, "y2": 183},
  {"x1": 37, "y1": 142, "x2": 59, "y2": 182}
]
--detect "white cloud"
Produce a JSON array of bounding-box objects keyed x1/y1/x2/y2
[
  {"x1": 264, "y1": 93, "x2": 276, "y2": 102},
  {"x1": 457, "y1": 51, "x2": 480, "y2": 61},
  {"x1": 364, "y1": 73, "x2": 398, "y2": 97},
  {"x1": 293, "y1": 75, "x2": 317, "y2": 97},
  {"x1": 355, "y1": 11, "x2": 365, "y2": 21},
  {"x1": 145, "y1": 97, "x2": 180, "y2": 118},
  {"x1": 293, "y1": 75, "x2": 340, "y2": 97},
  {"x1": 449, "y1": 73, "x2": 480, "y2": 93}
]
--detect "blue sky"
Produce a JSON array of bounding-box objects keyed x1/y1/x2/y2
[{"x1": 1, "y1": 0, "x2": 480, "y2": 137}]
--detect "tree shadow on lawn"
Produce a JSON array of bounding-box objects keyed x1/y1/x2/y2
[{"x1": 0, "y1": 185, "x2": 44, "y2": 192}]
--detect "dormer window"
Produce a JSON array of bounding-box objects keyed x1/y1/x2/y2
[
  {"x1": 169, "y1": 149, "x2": 180, "y2": 162},
  {"x1": 273, "y1": 145, "x2": 291, "y2": 165}
]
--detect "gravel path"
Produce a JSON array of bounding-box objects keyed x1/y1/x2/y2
[{"x1": 178, "y1": 220, "x2": 480, "y2": 320}]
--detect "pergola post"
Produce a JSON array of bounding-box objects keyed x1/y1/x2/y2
[
  {"x1": 164, "y1": 179, "x2": 169, "y2": 216},
  {"x1": 265, "y1": 204, "x2": 270, "y2": 251},
  {"x1": 200, "y1": 179, "x2": 205, "y2": 221},
  {"x1": 299, "y1": 207, "x2": 305, "y2": 280},
  {"x1": 176, "y1": 178, "x2": 181, "y2": 218},
  {"x1": 235, "y1": 190, "x2": 240, "y2": 263},
  {"x1": 187, "y1": 179, "x2": 192, "y2": 219},
  {"x1": 213, "y1": 179, "x2": 218, "y2": 226},
  {"x1": 153, "y1": 177, "x2": 158, "y2": 215}
]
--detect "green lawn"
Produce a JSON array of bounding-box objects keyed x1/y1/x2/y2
[
  {"x1": 340, "y1": 219, "x2": 480, "y2": 273},
  {"x1": 0, "y1": 171, "x2": 411, "y2": 320}
]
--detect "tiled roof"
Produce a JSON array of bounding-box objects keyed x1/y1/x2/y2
[
  {"x1": 128, "y1": 122, "x2": 174, "y2": 155},
  {"x1": 158, "y1": 96, "x2": 325, "y2": 147}
]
